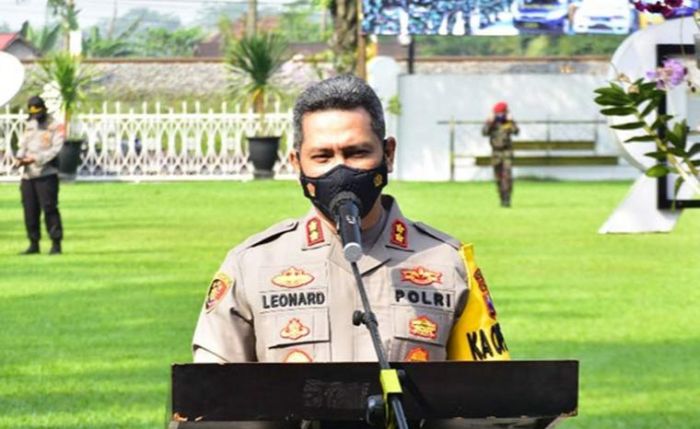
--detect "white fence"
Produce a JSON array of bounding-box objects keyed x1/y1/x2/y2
[{"x1": 0, "y1": 102, "x2": 296, "y2": 181}]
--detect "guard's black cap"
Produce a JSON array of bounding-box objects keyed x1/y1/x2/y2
[{"x1": 27, "y1": 95, "x2": 46, "y2": 109}]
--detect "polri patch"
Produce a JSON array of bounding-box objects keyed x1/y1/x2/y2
[
  {"x1": 405, "y1": 347, "x2": 430, "y2": 362},
  {"x1": 280, "y1": 318, "x2": 310, "y2": 341},
  {"x1": 408, "y1": 315, "x2": 438, "y2": 340},
  {"x1": 205, "y1": 272, "x2": 232, "y2": 313},
  {"x1": 400, "y1": 266, "x2": 442, "y2": 286},
  {"x1": 271, "y1": 267, "x2": 315, "y2": 288}
]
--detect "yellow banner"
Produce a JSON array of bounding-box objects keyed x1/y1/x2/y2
[{"x1": 447, "y1": 244, "x2": 510, "y2": 361}]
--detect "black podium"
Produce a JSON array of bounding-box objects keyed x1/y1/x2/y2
[{"x1": 169, "y1": 361, "x2": 578, "y2": 429}]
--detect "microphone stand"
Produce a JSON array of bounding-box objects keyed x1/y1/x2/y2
[
  {"x1": 334, "y1": 198, "x2": 409, "y2": 429},
  {"x1": 350, "y1": 261, "x2": 410, "y2": 429}
]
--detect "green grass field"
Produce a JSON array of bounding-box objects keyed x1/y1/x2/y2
[{"x1": 1, "y1": 180, "x2": 698, "y2": 429}]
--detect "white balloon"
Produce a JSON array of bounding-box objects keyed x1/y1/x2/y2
[{"x1": 0, "y1": 52, "x2": 25, "y2": 108}]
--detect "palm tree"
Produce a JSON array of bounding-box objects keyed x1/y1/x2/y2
[{"x1": 226, "y1": 32, "x2": 289, "y2": 117}]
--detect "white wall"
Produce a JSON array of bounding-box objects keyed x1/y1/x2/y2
[{"x1": 394, "y1": 73, "x2": 613, "y2": 181}]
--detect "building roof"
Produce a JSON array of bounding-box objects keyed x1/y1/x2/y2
[{"x1": 0, "y1": 32, "x2": 20, "y2": 50}]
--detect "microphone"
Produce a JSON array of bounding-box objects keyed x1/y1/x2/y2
[{"x1": 330, "y1": 191, "x2": 363, "y2": 263}]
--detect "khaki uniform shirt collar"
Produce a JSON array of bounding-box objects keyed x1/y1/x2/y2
[{"x1": 300, "y1": 195, "x2": 414, "y2": 275}]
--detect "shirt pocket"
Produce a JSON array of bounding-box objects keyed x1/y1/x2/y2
[
  {"x1": 389, "y1": 306, "x2": 452, "y2": 362},
  {"x1": 260, "y1": 308, "x2": 331, "y2": 363}
]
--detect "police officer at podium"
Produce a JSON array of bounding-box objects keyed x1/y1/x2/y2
[
  {"x1": 193, "y1": 75, "x2": 509, "y2": 365},
  {"x1": 14, "y1": 96, "x2": 65, "y2": 255}
]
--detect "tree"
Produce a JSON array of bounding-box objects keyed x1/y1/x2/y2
[
  {"x1": 82, "y1": 26, "x2": 134, "y2": 58},
  {"x1": 279, "y1": 1, "x2": 329, "y2": 43},
  {"x1": 20, "y1": 21, "x2": 61, "y2": 55},
  {"x1": 194, "y1": 3, "x2": 247, "y2": 28},
  {"x1": 247, "y1": 0, "x2": 258, "y2": 36},
  {"x1": 328, "y1": 0, "x2": 359, "y2": 74},
  {"x1": 136, "y1": 27, "x2": 204, "y2": 57},
  {"x1": 95, "y1": 7, "x2": 181, "y2": 37}
]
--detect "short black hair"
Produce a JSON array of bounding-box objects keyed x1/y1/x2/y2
[{"x1": 293, "y1": 75, "x2": 385, "y2": 150}]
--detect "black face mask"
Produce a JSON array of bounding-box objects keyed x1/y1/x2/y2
[
  {"x1": 30, "y1": 111, "x2": 48, "y2": 123},
  {"x1": 299, "y1": 160, "x2": 388, "y2": 221}
]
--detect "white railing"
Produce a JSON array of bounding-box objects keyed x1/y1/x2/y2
[{"x1": 0, "y1": 102, "x2": 296, "y2": 181}]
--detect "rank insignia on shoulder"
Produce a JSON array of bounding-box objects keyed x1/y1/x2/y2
[
  {"x1": 390, "y1": 219, "x2": 408, "y2": 248},
  {"x1": 409, "y1": 315, "x2": 438, "y2": 339},
  {"x1": 474, "y1": 269, "x2": 497, "y2": 319},
  {"x1": 405, "y1": 347, "x2": 430, "y2": 362},
  {"x1": 400, "y1": 266, "x2": 442, "y2": 286},
  {"x1": 306, "y1": 217, "x2": 325, "y2": 247},
  {"x1": 271, "y1": 267, "x2": 315, "y2": 288},
  {"x1": 280, "y1": 318, "x2": 310, "y2": 341},
  {"x1": 283, "y1": 349, "x2": 313, "y2": 363},
  {"x1": 205, "y1": 272, "x2": 232, "y2": 312}
]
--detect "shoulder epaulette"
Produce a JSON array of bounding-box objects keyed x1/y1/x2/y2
[
  {"x1": 413, "y1": 221, "x2": 461, "y2": 250},
  {"x1": 239, "y1": 219, "x2": 299, "y2": 250}
]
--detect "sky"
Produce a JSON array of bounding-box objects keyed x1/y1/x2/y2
[{"x1": 0, "y1": 0, "x2": 297, "y2": 31}]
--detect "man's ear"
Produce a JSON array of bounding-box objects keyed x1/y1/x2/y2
[
  {"x1": 384, "y1": 137, "x2": 397, "y2": 174},
  {"x1": 289, "y1": 149, "x2": 301, "y2": 174}
]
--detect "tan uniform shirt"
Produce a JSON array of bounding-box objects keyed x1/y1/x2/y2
[
  {"x1": 192, "y1": 195, "x2": 483, "y2": 364},
  {"x1": 16, "y1": 118, "x2": 65, "y2": 179}
]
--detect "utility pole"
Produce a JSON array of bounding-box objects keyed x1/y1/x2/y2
[{"x1": 246, "y1": 0, "x2": 257, "y2": 37}]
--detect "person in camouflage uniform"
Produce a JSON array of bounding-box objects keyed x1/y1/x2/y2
[{"x1": 482, "y1": 101, "x2": 519, "y2": 207}]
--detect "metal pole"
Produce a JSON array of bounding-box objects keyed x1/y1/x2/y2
[
  {"x1": 449, "y1": 116, "x2": 455, "y2": 181},
  {"x1": 407, "y1": 37, "x2": 415, "y2": 74}
]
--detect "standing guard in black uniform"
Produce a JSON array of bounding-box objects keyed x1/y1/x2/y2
[{"x1": 14, "y1": 96, "x2": 65, "y2": 255}]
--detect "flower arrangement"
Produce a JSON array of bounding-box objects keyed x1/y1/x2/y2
[
  {"x1": 594, "y1": 1, "x2": 700, "y2": 197},
  {"x1": 595, "y1": 59, "x2": 699, "y2": 196}
]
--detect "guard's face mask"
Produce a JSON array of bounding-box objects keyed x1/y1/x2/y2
[
  {"x1": 28, "y1": 105, "x2": 47, "y2": 123},
  {"x1": 298, "y1": 151, "x2": 389, "y2": 221},
  {"x1": 494, "y1": 113, "x2": 507, "y2": 123}
]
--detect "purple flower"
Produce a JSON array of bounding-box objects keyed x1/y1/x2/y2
[
  {"x1": 663, "y1": 58, "x2": 687, "y2": 86},
  {"x1": 646, "y1": 58, "x2": 688, "y2": 90}
]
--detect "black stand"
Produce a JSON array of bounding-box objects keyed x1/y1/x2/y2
[{"x1": 350, "y1": 261, "x2": 410, "y2": 429}]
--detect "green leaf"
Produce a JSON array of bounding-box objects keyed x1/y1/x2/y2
[
  {"x1": 645, "y1": 164, "x2": 670, "y2": 177},
  {"x1": 674, "y1": 176, "x2": 684, "y2": 197},
  {"x1": 639, "y1": 97, "x2": 661, "y2": 118},
  {"x1": 644, "y1": 151, "x2": 668, "y2": 161},
  {"x1": 692, "y1": 160, "x2": 700, "y2": 167},
  {"x1": 625, "y1": 135, "x2": 657, "y2": 143},
  {"x1": 672, "y1": 121, "x2": 688, "y2": 150},
  {"x1": 594, "y1": 95, "x2": 631, "y2": 107},
  {"x1": 600, "y1": 107, "x2": 637, "y2": 116},
  {"x1": 651, "y1": 115, "x2": 673, "y2": 130},
  {"x1": 594, "y1": 85, "x2": 626, "y2": 97},
  {"x1": 611, "y1": 122, "x2": 646, "y2": 130},
  {"x1": 666, "y1": 129, "x2": 682, "y2": 148},
  {"x1": 687, "y1": 143, "x2": 700, "y2": 157},
  {"x1": 667, "y1": 146, "x2": 687, "y2": 157}
]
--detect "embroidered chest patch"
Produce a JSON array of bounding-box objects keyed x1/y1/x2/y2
[
  {"x1": 408, "y1": 315, "x2": 438, "y2": 339},
  {"x1": 271, "y1": 267, "x2": 315, "y2": 288},
  {"x1": 400, "y1": 266, "x2": 443, "y2": 286},
  {"x1": 280, "y1": 318, "x2": 310, "y2": 340}
]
